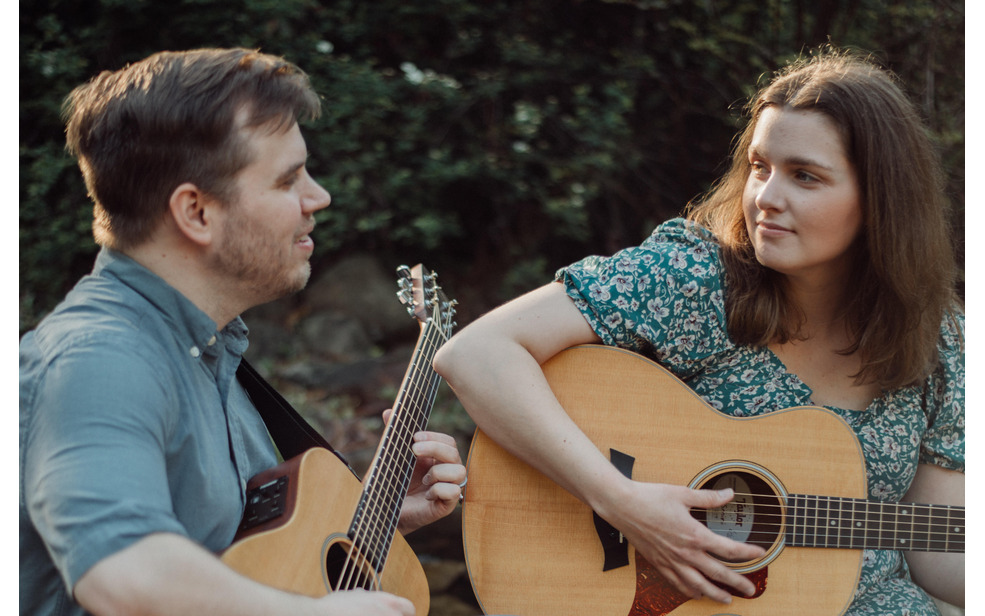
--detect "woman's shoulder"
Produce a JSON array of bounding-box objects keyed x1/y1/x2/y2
[
  {"x1": 555, "y1": 217, "x2": 733, "y2": 366},
  {"x1": 933, "y1": 307, "x2": 964, "y2": 382},
  {"x1": 939, "y1": 306, "x2": 964, "y2": 348},
  {"x1": 645, "y1": 217, "x2": 720, "y2": 249},
  {"x1": 559, "y1": 217, "x2": 725, "y2": 291}
]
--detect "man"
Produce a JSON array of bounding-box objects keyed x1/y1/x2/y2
[{"x1": 20, "y1": 48, "x2": 466, "y2": 616}]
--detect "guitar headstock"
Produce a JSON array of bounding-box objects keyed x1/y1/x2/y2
[{"x1": 396, "y1": 264, "x2": 457, "y2": 338}]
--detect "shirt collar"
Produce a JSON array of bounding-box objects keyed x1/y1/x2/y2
[{"x1": 92, "y1": 248, "x2": 250, "y2": 358}]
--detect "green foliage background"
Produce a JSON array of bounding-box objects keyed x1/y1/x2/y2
[{"x1": 20, "y1": 0, "x2": 965, "y2": 331}]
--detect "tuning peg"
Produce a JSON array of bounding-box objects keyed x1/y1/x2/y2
[
  {"x1": 396, "y1": 265, "x2": 412, "y2": 279},
  {"x1": 396, "y1": 289, "x2": 414, "y2": 305}
]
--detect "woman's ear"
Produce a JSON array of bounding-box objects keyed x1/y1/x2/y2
[{"x1": 168, "y1": 182, "x2": 218, "y2": 246}]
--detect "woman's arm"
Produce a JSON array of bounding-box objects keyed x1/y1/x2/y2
[
  {"x1": 433, "y1": 281, "x2": 764, "y2": 604},
  {"x1": 902, "y1": 463, "x2": 965, "y2": 607}
]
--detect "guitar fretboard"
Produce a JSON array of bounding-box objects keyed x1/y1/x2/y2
[
  {"x1": 785, "y1": 494, "x2": 964, "y2": 553},
  {"x1": 348, "y1": 317, "x2": 448, "y2": 572}
]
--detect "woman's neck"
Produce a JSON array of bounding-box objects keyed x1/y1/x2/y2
[{"x1": 779, "y1": 269, "x2": 855, "y2": 343}]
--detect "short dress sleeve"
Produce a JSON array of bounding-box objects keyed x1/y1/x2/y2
[
  {"x1": 556, "y1": 218, "x2": 734, "y2": 379},
  {"x1": 919, "y1": 312, "x2": 965, "y2": 472}
]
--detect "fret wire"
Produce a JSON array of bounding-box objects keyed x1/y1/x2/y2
[
  {"x1": 794, "y1": 494, "x2": 803, "y2": 547},
  {"x1": 891, "y1": 499, "x2": 899, "y2": 551},
  {"x1": 946, "y1": 506, "x2": 952, "y2": 552},
  {"x1": 944, "y1": 507, "x2": 948, "y2": 547},
  {"x1": 848, "y1": 497, "x2": 858, "y2": 549},
  {"x1": 822, "y1": 496, "x2": 831, "y2": 548}
]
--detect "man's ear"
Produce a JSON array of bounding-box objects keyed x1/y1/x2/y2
[{"x1": 168, "y1": 182, "x2": 219, "y2": 246}]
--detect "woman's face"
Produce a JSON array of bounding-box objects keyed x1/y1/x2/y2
[{"x1": 742, "y1": 106, "x2": 863, "y2": 287}]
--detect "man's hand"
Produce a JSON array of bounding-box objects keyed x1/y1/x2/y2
[{"x1": 381, "y1": 409, "x2": 466, "y2": 534}]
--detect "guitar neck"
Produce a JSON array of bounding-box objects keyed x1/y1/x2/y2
[
  {"x1": 347, "y1": 319, "x2": 448, "y2": 571},
  {"x1": 785, "y1": 494, "x2": 965, "y2": 553}
]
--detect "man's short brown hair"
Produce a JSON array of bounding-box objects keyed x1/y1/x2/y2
[{"x1": 63, "y1": 48, "x2": 321, "y2": 249}]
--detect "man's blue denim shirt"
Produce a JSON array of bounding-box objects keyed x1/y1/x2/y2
[{"x1": 20, "y1": 248, "x2": 278, "y2": 615}]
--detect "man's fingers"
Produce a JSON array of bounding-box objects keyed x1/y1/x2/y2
[
  {"x1": 413, "y1": 429, "x2": 457, "y2": 447},
  {"x1": 411, "y1": 437, "x2": 462, "y2": 464}
]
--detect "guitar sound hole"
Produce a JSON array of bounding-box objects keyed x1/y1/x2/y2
[
  {"x1": 691, "y1": 470, "x2": 783, "y2": 564},
  {"x1": 325, "y1": 541, "x2": 378, "y2": 591}
]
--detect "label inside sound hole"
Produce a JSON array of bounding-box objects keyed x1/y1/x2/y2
[{"x1": 706, "y1": 474, "x2": 754, "y2": 543}]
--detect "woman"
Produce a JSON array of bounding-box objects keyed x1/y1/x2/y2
[{"x1": 434, "y1": 50, "x2": 964, "y2": 614}]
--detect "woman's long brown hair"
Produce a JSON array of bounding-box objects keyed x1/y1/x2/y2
[{"x1": 687, "y1": 49, "x2": 960, "y2": 389}]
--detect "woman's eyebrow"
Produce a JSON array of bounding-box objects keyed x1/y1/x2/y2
[{"x1": 748, "y1": 146, "x2": 834, "y2": 171}]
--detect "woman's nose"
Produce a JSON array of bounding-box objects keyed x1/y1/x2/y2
[{"x1": 754, "y1": 174, "x2": 785, "y2": 212}]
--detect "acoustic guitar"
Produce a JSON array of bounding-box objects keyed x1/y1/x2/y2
[
  {"x1": 221, "y1": 264, "x2": 456, "y2": 616},
  {"x1": 462, "y1": 344, "x2": 964, "y2": 616}
]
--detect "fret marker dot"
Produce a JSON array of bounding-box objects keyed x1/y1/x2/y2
[
  {"x1": 899, "y1": 539, "x2": 907, "y2": 545},
  {"x1": 856, "y1": 522, "x2": 862, "y2": 527},
  {"x1": 830, "y1": 520, "x2": 836, "y2": 526},
  {"x1": 955, "y1": 527, "x2": 961, "y2": 533},
  {"x1": 902, "y1": 509, "x2": 909, "y2": 516}
]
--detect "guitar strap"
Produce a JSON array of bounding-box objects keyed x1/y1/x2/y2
[{"x1": 236, "y1": 358, "x2": 352, "y2": 469}]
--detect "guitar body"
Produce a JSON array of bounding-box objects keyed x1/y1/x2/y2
[
  {"x1": 222, "y1": 448, "x2": 430, "y2": 616},
  {"x1": 463, "y1": 345, "x2": 867, "y2": 616}
]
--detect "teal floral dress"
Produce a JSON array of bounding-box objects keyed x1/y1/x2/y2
[{"x1": 557, "y1": 218, "x2": 964, "y2": 615}]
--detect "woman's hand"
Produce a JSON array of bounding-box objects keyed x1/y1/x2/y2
[{"x1": 598, "y1": 480, "x2": 766, "y2": 604}]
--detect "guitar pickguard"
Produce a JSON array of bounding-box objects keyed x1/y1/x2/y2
[{"x1": 629, "y1": 554, "x2": 768, "y2": 616}]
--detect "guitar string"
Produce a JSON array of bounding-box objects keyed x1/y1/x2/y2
[
  {"x1": 691, "y1": 523, "x2": 967, "y2": 543},
  {"x1": 683, "y1": 493, "x2": 963, "y2": 549},
  {"x1": 356, "y1": 325, "x2": 444, "y2": 570},
  {"x1": 372, "y1": 331, "x2": 444, "y2": 566},
  {"x1": 338, "y1": 275, "x2": 453, "y2": 589},
  {"x1": 696, "y1": 532, "x2": 966, "y2": 551},
  {"x1": 686, "y1": 508, "x2": 964, "y2": 533},
  {"x1": 358, "y1": 322, "x2": 446, "y2": 583},
  {"x1": 341, "y1": 270, "x2": 434, "y2": 590},
  {"x1": 684, "y1": 493, "x2": 964, "y2": 528},
  {"x1": 338, "y1": 343, "x2": 431, "y2": 592},
  {"x1": 340, "y1": 336, "x2": 433, "y2": 592},
  {"x1": 338, "y1": 325, "x2": 437, "y2": 591},
  {"x1": 372, "y1": 360, "x2": 441, "y2": 550},
  {"x1": 340, "y1": 314, "x2": 450, "y2": 590}
]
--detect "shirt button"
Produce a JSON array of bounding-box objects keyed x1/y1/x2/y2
[
  {"x1": 189, "y1": 346, "x2": 201, "y2": 358},
  {"x1": 207, "y1": 335, "x2": 217, "y2": 346}
]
